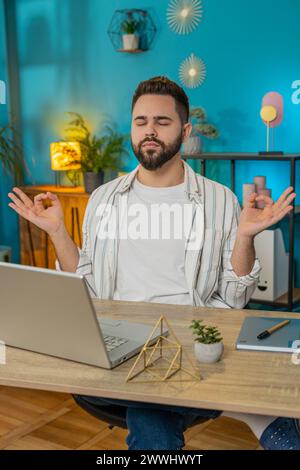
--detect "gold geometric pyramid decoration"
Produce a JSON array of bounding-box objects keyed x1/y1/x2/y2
[{"x1": 126, "y1": 316, "x2": 201, "y2": 383}]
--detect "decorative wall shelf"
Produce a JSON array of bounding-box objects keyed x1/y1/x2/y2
[
  {"x1": 108, "y1": 9, "x2": 156, "y2": 53},
  {"x1": 117, "y1": 49, "x2": 144, "y2": 54}
]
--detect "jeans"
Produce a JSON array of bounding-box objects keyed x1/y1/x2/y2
[{"x1": 77, "y1": 395, "x2": 222, "y2": 450}]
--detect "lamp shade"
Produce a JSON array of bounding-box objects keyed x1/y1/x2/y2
[
  {"x1": 261, "y1": 92, "x2": 283, "y2": 128},
  {"x1": 50, "y1": 142, "x2": 81, "y2": 171}
]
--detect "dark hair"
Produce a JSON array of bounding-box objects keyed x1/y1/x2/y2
[{"x1": 131, "y1": 76, "x2": 189, "y2": 124}]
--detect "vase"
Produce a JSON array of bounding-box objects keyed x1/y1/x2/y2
[
  {"x1": 182, "y1": 136, "x2": 202, "y2": 155},
  {"x1": 83, "y1": 171, "x2": 104, "y2": 194},
  {"x1": 122, "y1": 34, "x2": 139, "y2": 50},
  {"x1": 194, "y1": 341, "x2": 224, "y2": 364}
]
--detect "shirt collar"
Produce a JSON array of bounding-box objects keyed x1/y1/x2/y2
[{"x1": 116, "y1": 160, "x2": 203, "y2": 202}]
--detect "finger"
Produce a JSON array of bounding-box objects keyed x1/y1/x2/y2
[
  {"x1": 11, "y1": 187, "x2": 34, "y2": 208},
  {"x1": 245, "y1": 192, "x2": 257, "y2": 208},
  {"x1": 271, "y1": 205, "x2": 294, "y2": 224},
  {"x1": 8, "y1": 201, "x2": 38, "y2": 225},
  {"x1": 8, "y1": 202, "x2": 27, "y2": 218},
  {"x1": 255, "y1": 195, "x2": 274, "y2": 206},
  {"x1": 272, "y1": 193, "x2": 296, "y2": 217},
  {"x1": 8, "y1": 202, "x2": 38, "y2": 225},
  {"x1": 34, "y1": 193, "x2": 48, "y2": 209},
  {"x1": 46, "y1": 192, "x2": 60, "y2": 206},
  {"x1": 276, "y1": 186, "x2": 294, "y2": 207},
  {"x1": 34, "y1": 193, "x2": 48, "y2": 202},
  {"x1": 46, "y1": 192, "x2": 58, "y2": 201},
  {"x1": 8, "y1": 192, "x2": 28, "y2": 210},
  {"x1": 276, "y1": 192, "x2": 296, "y2": 211}
]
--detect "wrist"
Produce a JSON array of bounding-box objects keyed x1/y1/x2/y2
[
  {"x1": 236, "y1": 231, "x2": 255, "y2": 244},
  {"x1": 49, "y1": 223, "x2": 68, "y2": 241}
]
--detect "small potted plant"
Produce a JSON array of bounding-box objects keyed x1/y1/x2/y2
[
  {"x1": 182, "y1": 107, "x2": 219, "y2": 155},
  {"x1": 64, "y1": 112, "x2": 129, "y2": 193},
  {"x1": 190, "y1": 319, "x2": 224, "y2": 364},
  {"x1": 121, "y1": 15, "x2": 140, "y2": 50}
]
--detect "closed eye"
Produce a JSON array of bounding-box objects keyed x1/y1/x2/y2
[{"x1": 135, "y1": 121, "x2": 170, "y2": 126}]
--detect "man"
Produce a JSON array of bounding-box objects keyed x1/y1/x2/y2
[{"x1": 9, "y1": 76, "x2": 299, "y2": 450}]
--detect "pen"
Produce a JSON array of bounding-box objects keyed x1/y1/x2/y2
[{"x1": 257, "y1": 319, "x2": 290, "y2": 340}]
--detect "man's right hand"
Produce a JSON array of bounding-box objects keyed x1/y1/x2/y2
[{"x1": 8, "y1": 187, "x2": 64, "y2": 236}]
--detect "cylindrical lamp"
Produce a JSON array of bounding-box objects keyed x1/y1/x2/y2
[
  {"x1": 257, "y1": 188, "x2": 272, "y2": 209},
  {"x1": 243, "y1": 183, "x2": 256, "y2": 207},
  {"x1": 254, "y1": 176, "x2": 266, "y2": 191}
]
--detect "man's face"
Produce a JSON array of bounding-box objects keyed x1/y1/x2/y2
[{"x1": 131, "y1": 94, "x2": 191, "y2": 170}]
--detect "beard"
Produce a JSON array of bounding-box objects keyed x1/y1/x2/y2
[{"x1": 131, "y1": 132, "x2": 183, "y2": 171}]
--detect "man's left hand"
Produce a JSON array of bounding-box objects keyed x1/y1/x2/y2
[{"x1": 238, "y1": 186, "x2": 296, "y2": 239}]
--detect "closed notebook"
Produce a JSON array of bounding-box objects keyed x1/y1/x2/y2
[{"x1": 236, "y1": 316, "x2": 300, "y2": 353}]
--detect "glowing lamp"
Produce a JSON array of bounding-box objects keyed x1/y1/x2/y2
[{"x1": 50, "y1": 142, "x2": 82, "y2": 186}]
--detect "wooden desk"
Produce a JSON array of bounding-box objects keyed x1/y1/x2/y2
[{"x1": 0, "y1": 300, "x2": 299, "y2": 419}]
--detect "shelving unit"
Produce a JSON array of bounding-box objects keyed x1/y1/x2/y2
[{"x1": 182, "y1": 152, "x2": 300, "y2": 310}]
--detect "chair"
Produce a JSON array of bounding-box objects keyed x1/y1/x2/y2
[
  {"x1": 73, "y1": 394, "x2": 127, "y2": 429},
  {"x1": 73, "y1": 394, "x2": 209, "y2": 430}
]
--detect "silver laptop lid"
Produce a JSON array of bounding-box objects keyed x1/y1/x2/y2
[{"x1": 0, "y1": 262, "x2": 111, "y2": 368}]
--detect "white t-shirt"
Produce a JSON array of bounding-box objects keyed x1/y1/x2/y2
[{"x1": 113, "y1": 177, "x2": 192, "y2": 305}]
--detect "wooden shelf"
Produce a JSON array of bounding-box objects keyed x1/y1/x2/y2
[
  {"x1": 20, "y1": 185, "x2": 89, "y2": 197},
  {"x1": 117, "y1": 49, "x2": 145, "y2": 53}
]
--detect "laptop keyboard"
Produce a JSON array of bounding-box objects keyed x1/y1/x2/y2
[{"x1": 103, "y1": 335, "x2": 129, "y2": 352}]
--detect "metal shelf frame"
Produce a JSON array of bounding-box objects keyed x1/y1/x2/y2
[{"x1": 182, "y1": 153, "x2": 300, "y2": 310}]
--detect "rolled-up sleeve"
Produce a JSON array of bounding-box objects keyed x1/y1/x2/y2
[
  {"x1": 55, "y1": 195, "x2": 98, "y2": 298},
  {"x1": 216, "y1": 197, "x2": 261, "y2": 308}
]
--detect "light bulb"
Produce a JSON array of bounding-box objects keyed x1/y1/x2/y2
[{"x1": 180, "y1": 8, "x2": 190, "y2": 18}]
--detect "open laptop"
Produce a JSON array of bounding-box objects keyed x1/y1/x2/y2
[{"x1": 0, "y1": 262, "x2": 168, "y2": 369}]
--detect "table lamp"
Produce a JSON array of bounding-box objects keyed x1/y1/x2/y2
[
  {"x1": 50, "y1": 142, "x2": 82, "y2": 186},
  {"x1": 259, "y1": 91, "x2": 284, "y2": 155}
]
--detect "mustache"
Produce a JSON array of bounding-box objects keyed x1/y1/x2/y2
[{"x1": 140, "y1": 138, "x2": 163, "y2": 147}]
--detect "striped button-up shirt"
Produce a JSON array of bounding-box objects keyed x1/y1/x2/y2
[{"x1": 70, "y1": 161, "x2": 261, "y2": 309}]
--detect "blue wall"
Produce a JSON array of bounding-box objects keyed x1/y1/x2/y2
[
  {"x1": 0, "y1": 0, "x2": 19, "y2": 261},
  {"x1": 1, "y1": 0, "x2": 300, "y2": 282}
]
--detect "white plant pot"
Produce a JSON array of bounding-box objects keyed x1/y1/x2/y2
[
  {"x1": 122, "y1": 34, "x2": 139, "y2": 50},
  {"x1": 194, "y1": 342, "x2": 224, "y2": 364},
  {"x1": 182, "y1": 136, "x2": 202, "y2": 155}
]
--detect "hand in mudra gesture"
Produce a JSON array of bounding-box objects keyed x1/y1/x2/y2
[
  {"x1": 238, "y1": 186, "x2": 296, "y2": 238},
  {"x1": 8, "y1": 187, "x2": 64, "y2": 236}
]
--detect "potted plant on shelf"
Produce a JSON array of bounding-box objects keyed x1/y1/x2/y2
[
  {"x1": 0, "y1": 122, "x2": 24, "y2": 184},
  {"x1": 182, "y1": 107, "x2": 219, "y2": 155},
  {"x1": 64, "y1": 112, "x2": 129, "y2": 193},
  {"x1": 190, "y1": 319, "x2": 223, "y2": 364},
  {"x1": 121, "y1": 15, "x2": 140, "y2": 50}
]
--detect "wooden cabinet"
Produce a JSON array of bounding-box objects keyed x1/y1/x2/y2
[{"x1": 19, "y1": 185, "x2": 90, "y2": 269}]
